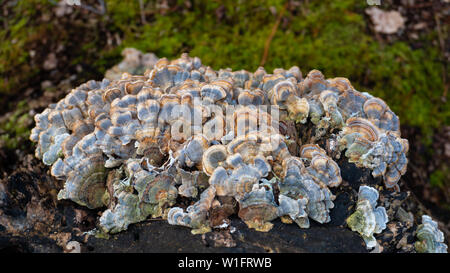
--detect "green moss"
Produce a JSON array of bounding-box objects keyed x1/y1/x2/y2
[
  {"x1": 430, "y1": 167, "x2": 449, "y2": 189},
  {"x1": 0, "y1": 100, "x2": 32, "y2": 150},
  {"x1": 0, "y1": 0, "x2": 53, "y2": 94}
]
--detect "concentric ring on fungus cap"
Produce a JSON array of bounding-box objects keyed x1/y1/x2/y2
[
  {"x1": 202, "y1": 145, "x2": 228, "y2": 175},
  {"x1": 345, "y1": 117, "x2": 380, "y2": 142}
]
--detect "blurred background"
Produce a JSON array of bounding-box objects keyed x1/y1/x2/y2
[{"x1": 0, "y1": 0, "x2": 448, "y2": 228}]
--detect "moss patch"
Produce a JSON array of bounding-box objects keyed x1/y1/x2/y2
[
  {"x1": 0, "y1": 0, "x2": 53, "y2": 94},
  {"x1": 0, "y1": 100, "x2": 32, "y2": 150}
]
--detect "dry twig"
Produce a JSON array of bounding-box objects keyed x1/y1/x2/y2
[{"x1": 260, "y1": 2, "x2": 289, "y2": 67}]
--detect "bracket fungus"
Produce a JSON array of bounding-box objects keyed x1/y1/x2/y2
[
  {"x1": 30, "y1": 53, "x2": 409, "y2": 235},
  {"x1": 346, "y1": 186, "x2": 388, "y2": 249},
  {"x1": 414, "y1": 215, "x2": 448, "y2": 253}
]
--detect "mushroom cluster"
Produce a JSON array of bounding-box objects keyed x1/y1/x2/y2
[
  {"x1": 30, "y1": 53, "x2": 409, "y2": 234},
  {"x1": 415, "y1": 215, "x2": 448, "y2": 253},
  {"x1": 346, "y1": 185, "x2": 388, "y2": 249}
]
